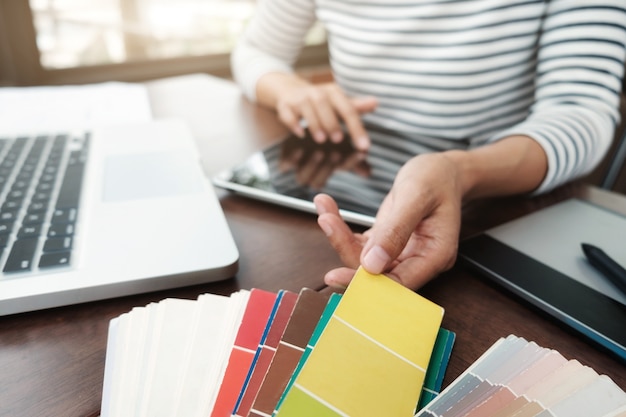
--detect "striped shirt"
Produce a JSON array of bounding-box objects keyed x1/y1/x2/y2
[{"x1": 231, "y1": 0, "x2": 626, "y2": 193}]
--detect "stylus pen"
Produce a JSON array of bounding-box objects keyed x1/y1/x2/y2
[{"x1": 581, "y1": 243, "x2": 626, "y2": 295}]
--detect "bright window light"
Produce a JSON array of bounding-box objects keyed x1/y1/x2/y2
[{"x1": 29, "y1": 0, "x2": 325, "y2": 69}]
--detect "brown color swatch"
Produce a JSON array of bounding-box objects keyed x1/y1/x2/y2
[{"x1": 247, "y1": 288, "x2": 330, "y2": 417}]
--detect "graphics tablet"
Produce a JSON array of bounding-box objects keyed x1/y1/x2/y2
[
  {"x1": 458, "y1": 198, "x2": 626, "y2": 361},
  {"x1": 213, "y1": 123, "x2": 463, "y2": 226}
]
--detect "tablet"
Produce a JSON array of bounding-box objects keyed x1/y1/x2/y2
[
  {"x1": 458, "y1": 198, "x2": 626, "y2": 362},
  {"x1": 213, "y1": 123, "x2": 463, "y2": 226}
]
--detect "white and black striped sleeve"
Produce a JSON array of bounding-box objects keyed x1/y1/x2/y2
[
  {"x1": 230, "y1": 0, "x2": 316, "y2": 101},
  {"x1": 489, "y1": 0, "x2": 626, "y2": 193}
]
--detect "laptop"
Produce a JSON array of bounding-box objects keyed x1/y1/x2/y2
[
  {"x1": 458, "y1": 198, "x2": 626, "y2": 361},
  {"x1": 0, "y1": 118, "x2": 239, "y2": 316}
]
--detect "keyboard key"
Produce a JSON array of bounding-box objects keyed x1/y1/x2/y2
[
  {"x1": 27, "y1": 202, "x2": 48, "y2": 213},
  {"x1": 11, "y1": 179, "x2": 30, "y2": 190},
  {"x1": 23, "y1": 212, "x2": 45, "y2": 225},
  {"x1": 2, "y1": 200, "x2": 21, "y2": 211},
  {"x1": 4, "y1": 238, "x2": 38, "y2": 272},
  {"x1": 31, "y1": 190, "x2": 52, "y2": 202},
  {"x1": 43, "y1": 236, "x2": 72, "y2": 252},
  {"x1": 17, "y1": 224, "x2": 42, "y2": 238},
  {"x1": 56, "y1": 163, "x2": 84, "y2": 209},
  {"x1": 0, "y1": 211, "x2": 17, "y2": 222},
  {"x1": 4, "y1": 196, "x2": 25, "y2": 208},
  {"x1": 35, "y1": 181, "x2": 53, "y2": 193},
  {"x1": 1, "y1": 159, "x2": 16, "y2": 170},
  {"x1": 39, "y1": 251, "x2": 71, "y2": 269},
  {"x1": 0, "y1": 222, "x2": 14, "y2": 235},
  {"x1": 39, "y1": 173, "x2": 56, "y2": 183},
  {"x1": 7, "y1": 189, "x2": 25, "y2": 200},
  {"x1": 51, "y1": 208, "x2": 78, "y2": 224},
  {"x1": 47, "y1": 223, "x2": 74, "y2": 237}
]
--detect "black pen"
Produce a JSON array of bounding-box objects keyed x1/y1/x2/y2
[{"x1": 581, "y1": 243, "x2": 626, "y2": 295}]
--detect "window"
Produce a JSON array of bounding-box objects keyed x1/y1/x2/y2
[{"x1": 0, "y1": 0, "x2": 328, "y2": 86}]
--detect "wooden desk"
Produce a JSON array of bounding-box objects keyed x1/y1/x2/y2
[{"x1": 0, "y1": 74, "x2": 624, "y2": 417}]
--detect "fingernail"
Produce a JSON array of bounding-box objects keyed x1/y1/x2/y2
[
  {"x1": 315, "y1": 131, "x2": 326, "y2": 142},
  {"x1": 318, "y1": 219, "x2": 333, "y2": 236},
  {"x1": 362, "y1": 245, "x2": 390, "y2": 273},
  {"x1": 330, "y1": 131, "x2": 343, "y2": 143},
  {"x1": 314, "y1": 198, "x2": 326, "y2": 214},
  {"x1": 356, "y1": 136, "x2": 370, "y2": 150}
]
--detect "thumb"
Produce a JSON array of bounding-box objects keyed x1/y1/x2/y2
[{"x1": 360, "y1": 188, "x2": 426, "y2": 274}]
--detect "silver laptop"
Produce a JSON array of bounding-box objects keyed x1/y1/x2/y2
[{"x1": 0, "y1": 118, "x2": 238, "y2": 315}]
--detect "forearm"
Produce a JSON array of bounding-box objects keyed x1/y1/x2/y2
[
  {"x1": 230, "y1": 0, "x2": 316, "y2": 102},
  {"x1": 444, "y1": 1, "x2": 624, "y2": 199},
  {"x1": 444, "y1": 135, "x2": 548, "y2": 202}
]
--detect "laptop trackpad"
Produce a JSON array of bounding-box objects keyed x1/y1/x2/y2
[{"x1": 103, "y1": 152, "x2": 204, "y2": 202}]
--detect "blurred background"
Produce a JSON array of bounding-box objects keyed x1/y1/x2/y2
[
  {"x1": 0, "y1": 0, "x2": 623, "y2": 191},
  {"x1": 0, "y1": 0, "x2": 329, "y2": 86}
]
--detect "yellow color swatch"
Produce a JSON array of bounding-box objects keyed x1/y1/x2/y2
[{"x1": 275, "y1": 267, "x2": 444, "y2": 417}]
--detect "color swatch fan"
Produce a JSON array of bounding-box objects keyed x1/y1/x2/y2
[
  {"x1": 416, "y1": 335, "x2": 626, "y2": 417},
  {"x1": 100, "y1": 267, "x2": 452, "y2": 417}
]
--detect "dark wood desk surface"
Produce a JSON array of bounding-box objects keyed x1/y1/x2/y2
[{"x1": 1, "y1": 74, "x2": 625, "y2": 417}]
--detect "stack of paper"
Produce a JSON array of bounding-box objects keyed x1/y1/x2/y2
[
  {"x1": 100, "y1": 267, "x2": 453, "y2": 417},
  {"x1": 416, "y1": 334, "x2": 626, "y2": 417},
  {"x1": 101, "y1": 291, "x2": 254, "y2": 417},
  {"x1": 0, "y1": 82, "x2": 153, "y2": 134}
]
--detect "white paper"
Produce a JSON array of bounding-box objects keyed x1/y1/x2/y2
[
  {"x1": 138, "y1": 298, "x2": 198, "y2": 417},
  {"x1": 114, "y1": 304, "x2": 154, "y2": 417},
  {"x1": 172, "y1": 291, "x2": 250, "y2": 417},
  {"x1": 100, "y1": 291, "x2": 252, "y2": 417},
  {"x1": 0, "y1": 82, "x2": 152, "y2": 135}
]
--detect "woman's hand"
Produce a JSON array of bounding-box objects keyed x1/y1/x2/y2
[
  {"x1": 258, "y1": 75, "x2": 378, "y2": 151},
  {"x1": 314, "y1": 134, "x2": 549, "y2": 290},
  {"x1": 314, "y1": 152, "x2": 465, "y2": 289}
]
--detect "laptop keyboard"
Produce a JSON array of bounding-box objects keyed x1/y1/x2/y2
[{"x1": 0, "y1": 133, "x2": 89, "y2": 274}]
